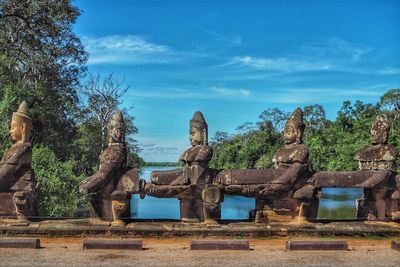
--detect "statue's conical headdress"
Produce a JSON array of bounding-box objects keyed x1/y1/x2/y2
[
  {"x1": 11, "y1": 101, "x2": 32, "y2": 142},
  {"x1": 285, "y1": 108, "x2": 304, "y2": 144},
  {"x1": 108, "y1": 111, "x2": 125, "y2": 144},
  {"x1": 12, "y1": 101, "x2": 31, "y2": 123},
  {"x1": 190, "y1": 111, "x2": 208, "y2": 144},
  {"x1": 371, "y1": 114, "x2": 390, "y2": 144}
]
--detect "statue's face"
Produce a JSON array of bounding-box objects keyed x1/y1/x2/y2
[
  {"x1": 10, "y1": 120, "x2": 23, "y2": 142},
  {"x1": 371, "y1": 129, "x2": 387, "y2": 145},
  {"x1": 108, "y1": 126, "x2": 124, "y2": 143},
  {"x1": 189, "y1": 127, "x2": 203, "y2": 146},
  {"x1": 284, "y1": 123, "x2": 297, "y2": 145}
]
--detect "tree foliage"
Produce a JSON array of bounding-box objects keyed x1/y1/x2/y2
[
  {"x1": 33, "y1": 146, "x2": 87, "y2": 217},
  {"x1": 0, "y1": 0, "x2": 87, "y2": 158},
  {"x1": 0, "y1": 1, "x2": 143, "y2": 218},
  {"x1": 211, "y1": 95, "x2": 399, "y2": 173}
]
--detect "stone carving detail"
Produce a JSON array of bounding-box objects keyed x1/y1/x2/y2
[
  {"x1": 0, "y1": 101, "x2": 36, "y2": 222},
  {"x1": 218, "y1": 108, "x2": 311, "y2": 222},
  {"x1": 144, "y1": 111, "x2": 222, "y2": 223},
  {"x1": 297, "y1": 114, "x2": 398, "y2": 221},
  {"x1": 79, "y1": 112, "x2": 139, "y2": 225},
  {"x1": 78, "y1": 109, "x2": 400, "y2": 223}
]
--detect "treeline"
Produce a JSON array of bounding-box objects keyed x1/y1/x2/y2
[
  {"x1": 209, "y1": 89, "x2": 400, "y2": 172},
  {"x1": 0, "y1": 1, "x2": 143, "y2": 217},
  {"x1": 144, "y1": 162, "x2": 180, "y2": 167}
]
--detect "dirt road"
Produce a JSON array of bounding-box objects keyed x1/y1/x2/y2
[{"x1": 0, "y1": 237, "x2": 399, "y2": 267}]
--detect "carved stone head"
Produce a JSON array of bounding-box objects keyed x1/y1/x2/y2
[
  {"x1": 189, "y1": 111, "x2": 208, "y2": 146},
  {"x1": 284, "y1": 108, "x2": 304, "y2": 145},
  {"x1": 108, "y1": 111, "x2": 125, "y2": 144},
  {"x1": 10, "y1": 101, "x2": 32, "y2": 143},
  {"x1": 370, "y1": 114, "x2": 389, "y2": 145}
]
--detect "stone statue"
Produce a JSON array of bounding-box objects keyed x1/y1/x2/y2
[
  {"x1": 179, "y1": 111, "x2": 213, "y2": 185},
  {"x1": 354, "y1": 114, "x2": 397, "y2": 220},
  {"x1": 254, "y1": 108, "x2": 310, "y2": 221},
  {"x1": 300, "y1": 114, "x2": 398, "y2": 221},
  {"x1": 0, "y1": 101, "x2": 36, "y2": 223},
  {"x1": 145, "y1": 111, "x2": 222, "y2": 223},
  {"x1": 263, "y1": 108, "x2": 309, "y2": 193},
  {"x1": 79, "y1": 111, "x2": 139, "y2": 226},
  {"x1": 218, "y1": 108, "x2": 311, "y2": 222}
]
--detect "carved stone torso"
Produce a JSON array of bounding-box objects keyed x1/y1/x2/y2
[
  {"x1": 0, "y1": 143, "x2": 32, "y2": 165},
  {"x1": 100, "y1": 143, "x2": 126, "y2": 166},
  {"x1": 100, "y1": 144, "x2": 126, "y2": 192},
  {"x1": 354, "y1": 144, "x2": 397, "y2": 171},
  {"x1": 0, "y1": 142, "x2": 34, "y2": 191},
  {"x1": 180, "y1": 144, "x2": 213, "y2": 167},
  {"x1": 273, "y1": 144, "x2": 309, "y2": 169}
]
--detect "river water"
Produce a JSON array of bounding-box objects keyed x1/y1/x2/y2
[{"x1": 131, "y1": 167, "x2": 362, "y2": 220}]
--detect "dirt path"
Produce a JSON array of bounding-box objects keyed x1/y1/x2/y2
[{"x1": 0, "y1": 237, "x2": 399, "y2": 267}]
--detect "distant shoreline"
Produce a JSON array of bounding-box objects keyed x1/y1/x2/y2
[{"x1": 144, "y1": 162, "x2": 180, "y2": 167}]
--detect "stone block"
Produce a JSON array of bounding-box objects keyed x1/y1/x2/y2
[
  {"x1": 190, "y1": 240, "x2": 249, "y2": 250},
  {"x1": 392, "y1": 240, "x2": 400, "y2": 251},
  {"x1": 286, "y1": 240, "x2": 348, "y2": 251},
  {"x1": 83, "y1": 239, "x2": 143, "y2": 250},
  {"x1": 0, "y1": 238, "x2": 40, "y2": 248}
]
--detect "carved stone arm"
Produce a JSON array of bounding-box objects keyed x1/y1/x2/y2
[
  {"x1": 79, "y1": 162, "x2": 118, "y2": 194},
  {"x1": 271, "y1": 163, "x2": 307, "y2": 185},
  {"x1": 0, "y1": 163, "x2": 22, "y2": 190},
  {"x1": 144, "y1": 183, "x2": 190, "y2": 198}
]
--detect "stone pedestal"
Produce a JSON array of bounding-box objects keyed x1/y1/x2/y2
[{"x1": 0, "y1": 193, "x2": 16, "y2": 218}]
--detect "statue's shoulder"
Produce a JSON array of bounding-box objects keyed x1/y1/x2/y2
[
  {"x1": 100, "y1": 144, "x2": 126, "y2": 164},
  {"x1": 274, "y1": 144, "x2": 308, "y2": 164},
  {"x1": 0, "y1": 142, "x2": 31, "y2": 164},
  {"x1": 354, "y1": 144, "x2": 397, "y2": 162},
  {"x1": 196, "y1": 144, "x2": 213, "y2": 160},
  {"x1": 183, "y1": 144, "x2": 212, "y2": 162}
]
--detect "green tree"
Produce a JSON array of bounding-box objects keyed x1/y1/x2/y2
[
  {"x1": 0, "y1": 0, "x2": 87, "y2": 159},
  {"x1": 76, "y1": 73, "x2": 143, "y2": 173},
  {"x1": 33, "y1": 146, "x2": 87, "y2": 217},
  {"x1": 379, "y1": 89, "x2": 400, "y2": 121}
]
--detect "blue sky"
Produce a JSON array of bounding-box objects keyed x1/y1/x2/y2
[{"x1": 73, "y1": 0, "x2": 400, "y2": 162}]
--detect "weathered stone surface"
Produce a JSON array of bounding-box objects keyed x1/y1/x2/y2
[
  {"x1": 79, "y1": 112, "x2": 139, "y2": 224},
  {"x1": 392, "y1": 240, "x2": 400, "y2": 251},
  {"x1": 295, "y1": 114, "x2": 400, "y2": 222},
  {"x1": 36, "y1": 219, "x2": 110, "y2": 235},
  {"x1": 0, "y1": 238, "x2": 40, "y2": 249},
  {"x1": 314, "y1": 170, "x2": 392, "y2": 188},
  {"x1": 286, "y1": 240, "x2": 348, "y2": 251},
  {"x1": 145, "y1": 111, "x2": 221, "y2": 223},
  {"x1": 190, "y1": 240, "x2": 249, "y2": 250},
  {"x1": 249, "y1": 108, "x2": 312, "y2": 222},
  {"x1": 151, "y1": 169, "x2": 183, "y2": 185},
  {"x1": 354, "y1": 114, "x2": 397, "y2": 171},
  {"x1": 217, "y1": 169, "x2": 286, "y2": 185},
  {"x1": 0, "y1": 101, "x2": 36, "y2": 222},
  {"x1": 1, "y1": 219, "x2": 400, "y2": 237},
  {"x1": 83, "y1": 239, "x2": 142, "y2": 250},
  {"x1": 0, "y1": 193, "x2": 16, "y2": 218}
]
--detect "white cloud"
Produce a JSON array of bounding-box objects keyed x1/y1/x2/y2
[
  {"x1": 220, "y1": 38, "x2": 374, "y2": 73},
  {"x1": 196, "y1": 25, "x2": 242, "y2": 47},
  {"x1": 211, "y1": 86, "x2": 251, "y2": 97},
  {"x1": 82, "y1": 35, "x2": 175, "y2": 65},
  {"x1": 128, "y1": 86, "x2": 251, "y2": 100},
  {"x1": 135, "y1": 137, "x2": 188, "y2": 162},
  {"x1": 378, "y1": 67, "x2": 400, "y2": 75},
  {"x1": 228, "y1": 56, "x2": 331, "y2": 72}
]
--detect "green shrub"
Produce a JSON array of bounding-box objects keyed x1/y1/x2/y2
[{"x1": 32, "y1": 146, "x2": 88, "y2": 217}]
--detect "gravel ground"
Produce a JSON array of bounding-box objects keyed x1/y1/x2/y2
[{"x1": 0, "y1": 238, "x2": 399, "y2": 267}]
